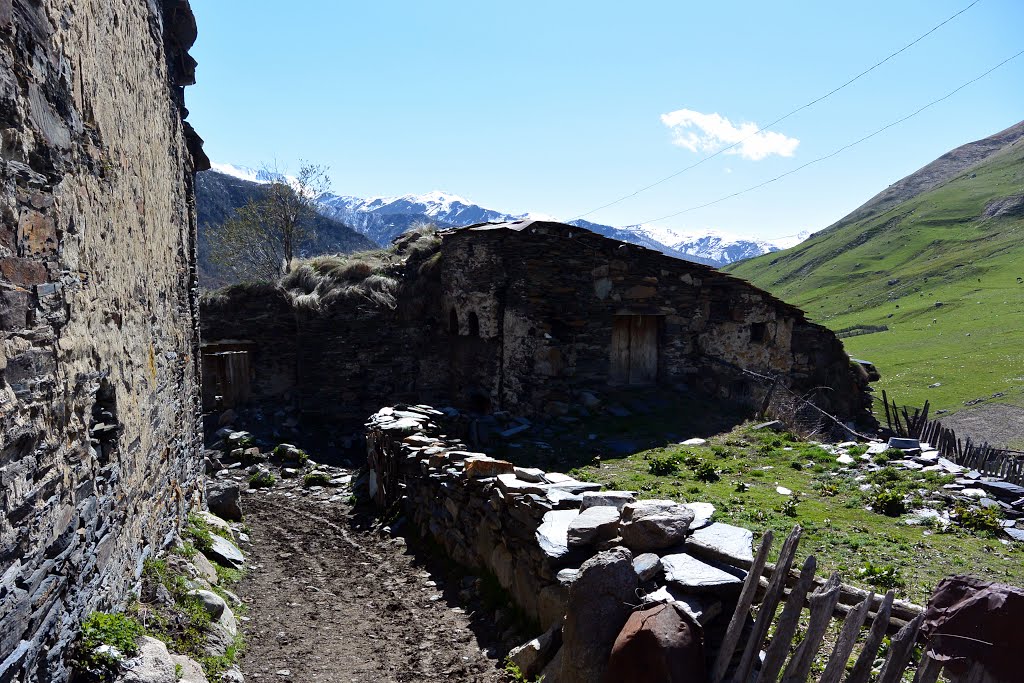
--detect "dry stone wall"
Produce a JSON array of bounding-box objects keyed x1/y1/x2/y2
[
  {"x1": 0, "y1": 1, "x2": 204, "y2": 679},
  {"x1": 367, "y1": 405, "x2": 761, "y2": 679}
]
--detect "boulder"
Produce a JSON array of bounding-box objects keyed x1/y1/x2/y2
[
  {"x1": 684, "y1": 522, "x2": 753, "y2": 566},
  {"x1": 558, "y1": 547, "x2": 637, "y2": 683},
  {"x1": 189, "y1": 553, "x2": 218, "y2": 585},
  {"x1": 205, "y1": 534, "x2": 245, "y2": 569},
  {"x1": 566, "y1": 506, "x2": 620, "y2": 548},
  {"x1": 507, "y1": 622, "x2": 562, "y2": 679},
  {"x1": 116, "y1": 636, "x2": 175, "y2": 683},
  {"x1": 207, "y1": 481, "x2": 242, "y2": 521},
  {"x1": 187, "y1": 589, "x2": 226, "y2": 620},
  {"x1": 619, "y1": 500, "x2": 694, "y2": 552},
  {"x1": 604, "y1": 603, "x2": 705, "y2": 683},
  {"x1": 580, "y1": 490, "x2": 636, "y2": 512},
  {"x1": 170, "y1": 655, "x2": 209, "y2": 683}
]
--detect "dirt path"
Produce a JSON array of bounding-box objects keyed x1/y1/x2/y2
[{"x1": 234, "y1": 483, "x2": 508, "y2": 682}]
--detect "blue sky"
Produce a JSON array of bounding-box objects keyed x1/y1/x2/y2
[{"x1": 188, "y1": 0, "x2": 1023, "y2": 242}]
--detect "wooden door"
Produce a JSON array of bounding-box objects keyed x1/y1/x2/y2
[{"x1": 610, "y1": 315, "x2": 659, "y2": 385}]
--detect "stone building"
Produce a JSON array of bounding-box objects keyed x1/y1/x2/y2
[
  {"x1": 0, "y1": 1, "x2": 205, "y2": 679},
  {"x1": 202, "y1": 221, "x2": 872, "y2": 436}
]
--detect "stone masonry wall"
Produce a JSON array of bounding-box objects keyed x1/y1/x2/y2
[
  {"x1": 440, "y1": 222, "x2": 869, "y2": 423},
  {"x1": 0, "y1": 2, "x2": 204, "y2": 679}
]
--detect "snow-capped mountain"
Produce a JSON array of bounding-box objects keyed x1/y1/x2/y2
[
  {"x1": 210, "y1": 162, "x2": 293, "y2": 185},
  {"x1": 211, "y1": 163, "x2": 804, "y2": 266},
  {"x1": 316, "y1": 191, "x2": 535, "y2": 246}
]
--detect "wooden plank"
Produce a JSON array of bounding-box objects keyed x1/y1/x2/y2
[
  {"x1": 711, "y1": 530, "x2": 774, "y2": 683},
  {"x1": 782, "y1": 573, "x2": 842, "y2": 683},
  {"x1": 876, "y1": 613, "x2": 923, "y2": 683},
  {"x1": 911, "y1": 651, "x2": 943, "y2": 683},
  {"x1": 733, "y1": 525, "x2": 803, "y2": 683},
  {"x1": 629, "y1": 315, "x2": 658, "y2": 384},
  {"x1": 846, "y1": 590, "x2": 895, "y2": 683},
  {"x1": 609, "y1": 316, "x2": 631, "y2": 384},
  {"x1": 759, "y1": 555, "x2": 818, "y2": 683},
  {"x1": 817, "y1": 592, "x2": 873, "y2": 683}
]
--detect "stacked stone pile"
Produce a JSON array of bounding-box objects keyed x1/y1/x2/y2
[{"x1": 366, "y1": 405, "x2": 760, "y2": 680}]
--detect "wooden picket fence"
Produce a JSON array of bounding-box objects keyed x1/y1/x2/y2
[
  {"x1": 880, "y1": 392, "x2": 1024, "y2": 485},
  {"x1": 711, "y1": 525, "x2": 990, "y2": 683}
]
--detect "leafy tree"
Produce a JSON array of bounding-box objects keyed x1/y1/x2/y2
[{"x1": 208, "y1": 163, "x2": 330, "y2": 282}]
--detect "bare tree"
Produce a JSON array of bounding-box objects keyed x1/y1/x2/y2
[{"x1": 208, "y1": 162, "x2": 331, "y2": 282}]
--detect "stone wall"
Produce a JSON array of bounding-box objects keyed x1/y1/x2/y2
[
  {"x1": 202, "y1": 222, "x2": 872, "y2": 436},
  {"x1": 366, "y1": 405, "x2": 759, "y2": 680},
  {"x1": 440, "y1": 221, "x2": 869, "y2": 423},
  {"x1": 0, "y1": 1, "x2": 204, "y2": 679}
]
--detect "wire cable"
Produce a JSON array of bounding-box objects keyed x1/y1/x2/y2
[
  {"x1": 569, "y1": 0, "x2": 984, "y2": 221},
  {"x1": 639, "y1": 48, "x2": 1024, "y2": 225}
]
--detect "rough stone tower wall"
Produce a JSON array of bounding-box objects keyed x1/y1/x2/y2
[{"x1": 0, "y1": 1, "x2": 204, "y2": 679}]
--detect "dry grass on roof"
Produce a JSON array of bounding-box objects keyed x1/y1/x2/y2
[{"x1": 280, "y1": 223, "x2": 442, "y2": 312}]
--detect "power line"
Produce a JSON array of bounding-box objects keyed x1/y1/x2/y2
[
  {"x1": 639, "y1": 48, "x2": 1024, "y2": 225},
  {"x1": 570, "y1": 0, "x2": 984, "y2": 221}
]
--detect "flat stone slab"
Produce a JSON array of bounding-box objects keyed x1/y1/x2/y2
[
  {"x1": 937, "y1": 457, "x2": 966, "y2": 474},
  {"x1": 837, "y1": 454, "x2": 855, "y2": 465},
  {"x1": 567, "y1": 506, "x2": 621, "y2": 548},
  {"x1": 514, "y1": 467, "x2": 547, "y2": 483},
  {"x1": 1005, "y1": 528, "x2": 1024, "y2": 542},
  {"x1": 679, "y1": 438, "x2": 707, "y2": 446},
  {"x1": 496, "y1": 473, "x2": 546, "y2": 496},
  {"x1": 888, "y1": 437, "x2": 921, "y2": 450},
  {"x1": 685, "y1": 522, "x2": 754, "y2": 566},
  {"x1": 581, "y1": 490, "x2": 636, "y2": 512},
  {"x1": 465, "y1": 457, "x2": 514, "y2": 479},
  {"x1": 661, "y1": 553, "x2": 744, "y2": 596},
  {"x1": 681, "y1": 502, "x2": 715, "y2": 530},
  {"x1": 536, "y1": 509, "x2": 579, "y2": 561},
  {"x1": 866, "y1": 442, "x2": 889, "y2": 455},
  {"x1": 206, "y1": 535, "x2": 245, "y2": 569}
]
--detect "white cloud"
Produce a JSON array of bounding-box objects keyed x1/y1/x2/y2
[{"x1": 660, "y1": 109, "x2": 799, "y2": 161}]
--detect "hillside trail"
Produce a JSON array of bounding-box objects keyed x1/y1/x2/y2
[{"x1": 234, "y1": 481, "x2": 508, "y2": 682}]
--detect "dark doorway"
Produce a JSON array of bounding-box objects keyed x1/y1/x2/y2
[{"x1": 610, "y1": 315, "x2": 659, "y2": 385}]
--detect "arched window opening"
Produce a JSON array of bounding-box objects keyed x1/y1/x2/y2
[
  {"x1": 449, "y1": 308, "x2": 459, "y2": 335},
  {"x1": 467, "y1": 311, "x2": 480, "y2": 337}
]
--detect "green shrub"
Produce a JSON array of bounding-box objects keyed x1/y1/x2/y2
[
  {"x1": 303, "y1": 472, "x2": 331, "y2": 487},
  {"x1": 870, "y1": 489, "x2": 907, "y2": 517},
  {"x1": 692, "y1": 460, "x2": 720, "y2": 483},
  {"x1": 779, "y1": 495, "x2": 799, "y2": 517},
  {"x1": 856, "y1": 561, "x2": 905, "y2": 590},
  {"x1": 953, "y1": 504, "x2": 1002, "y2": 534},
  {"x1": 182, "y1": 515, "x2": 214, "y2": 555},
  {"x1": 77, "y1": 612, "x2": 144, "y2": 675},
  {"x1": 248, "y1": 471, "x2": 276, "y2": 489},
  {"x1": 648, "y1": 455, "x2": 681, "y2": 476}
]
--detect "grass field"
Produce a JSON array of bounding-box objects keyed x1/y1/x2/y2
[
  {"x1": 727, "y1": 140, "x2": 1024, "y2": 415},
  {"x1": 566, "y1": 423, "x2": 1023, "y2": 605}
]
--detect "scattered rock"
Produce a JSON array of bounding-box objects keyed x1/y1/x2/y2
[
  {"x1": 187, "y1": 589, "x2": 226, "y2": 620},
  {"x1": 619, "y1": 500, "x2": 694, "y2": 552},
  {"x1": 205, "y1": 534, "x2": 246, "y2": 569},
  {"x1": 775, "y1": 486, "x2": 792, "y2": 496},
  {"x1": 170, "y1": 655, "x2": 209, "y2": 683},
  {"x1": 681, "y1": 502, "x2": 715, "y2": 530},
  {"x1": 207, "y1": 481, "x2": 243, "y2": 522},
  {"x1": 190, "y1": 553, "x2": 219, "y2": 585},
  {"x1": 116, "y1": 636, "x2": 176, "y2": 683},
  {"x1": 679, "y1": 438, "x2": 707, "y2": 446},
  {"x1": 507, "y1": 622, "x2": 562, "y2": 679},
  {"x1": 887, "y1": 437, "x2": 920, "y2": 450}
]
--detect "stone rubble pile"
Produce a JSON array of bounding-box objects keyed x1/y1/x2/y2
[
  {"x1": 366, "y1": 405, "x2": 759, "y2": 681},
  {"x1": 819, "y1": 437, "x2": 1024, "y2": 536}
]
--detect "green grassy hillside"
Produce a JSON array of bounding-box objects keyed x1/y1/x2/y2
[{"x1": 728, "y1": 127, "x2": 1024, "y2": 415}]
